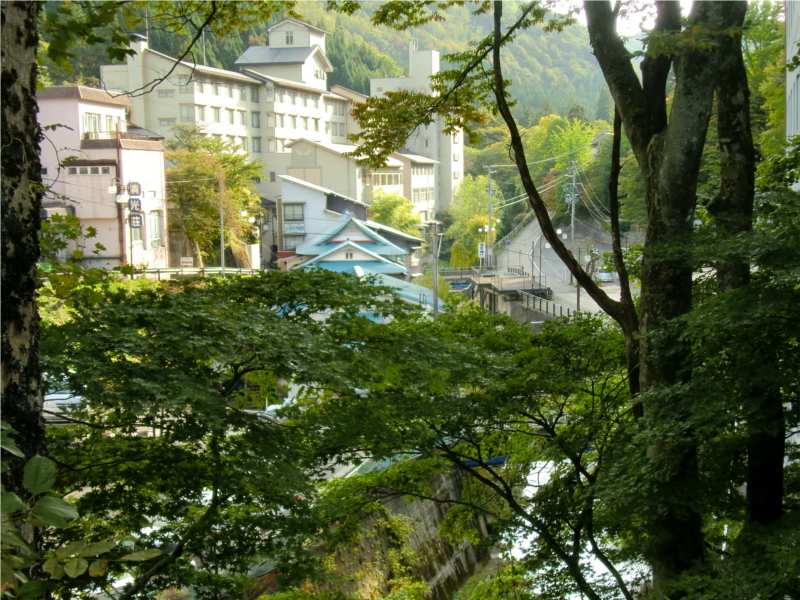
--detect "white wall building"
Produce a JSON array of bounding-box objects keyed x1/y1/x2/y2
[
  {"x1": 38, "y1": 86, "x2": 168, "y2": 269},
  {"x1": 370, "y1": 42, "x2": 464, "y2": 211},
  {"x1": 100, "y1": 19, "x2": 462, "y2": 223}
]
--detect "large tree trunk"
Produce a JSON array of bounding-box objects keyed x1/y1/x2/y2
[{"x1": 1, "y1": 2, "x2": 46, "y2": 488}]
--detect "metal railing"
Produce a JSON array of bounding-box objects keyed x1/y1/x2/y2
[
  {"x1": 518, "y1": 290, "x2": 578, "y2": 318},
  {"x1": 82, "y1": 132, "x2": 153, "y2": 141},
  {"x1": 492, "y1": 211, "x2": 535, "y2": 254},
  {"x1": 132, "y1": 267, "x2": 262, "y2": 280}
]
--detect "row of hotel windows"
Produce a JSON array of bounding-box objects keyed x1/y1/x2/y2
[
  {"x1": 159, "y1": 80, "x2": 347, "y2": 117},
  {"x1": 364, "y1": 172, "x2": 402, "y2": 187},
  {"x1": 84, "y1": 113, "x2": 123, "y2": 133},
  {"x1": 165, "y1": 107, "x2": 346, "y2": 135},
  {"x1": 130, "y1": 210, "x2": 164, "y2": 249},
  {"x1": 411, "y1": 187, "x2": 435, "y2": 203},
  {"x1": 160, "y1": 79, "x2": 260, "y2": 102},
  {"x1": 411, "y1": 165, "x2": 435, "y2": 176}
]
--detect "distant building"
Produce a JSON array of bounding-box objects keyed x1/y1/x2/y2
[
  {"x1": 370, "y1": 42, "x2": 464, "y2": 210},
  {"x1": 37, "y1": 86, "x2": 168, "y2": 269},
  {"x1": 100, "y1": 19, "x2": 462, "y2": 228},
  {"x1": 787, "y1": 2, "x2": 799, "y2": 151}
]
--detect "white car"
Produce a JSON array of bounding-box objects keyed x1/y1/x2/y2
[{"x1": 596, "y1": 271, "x2": 614, "y2": 283}]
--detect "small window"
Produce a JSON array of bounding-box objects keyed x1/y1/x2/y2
[
  {"x1": 250, "y1": 86, "x2": 259, "y2": 102},
  {"x1": 283, "y1": 204, "x2": 304, "y2": 221},
  {"x1": 227, "y1": 109, "x2": 235, "y2": 125},
  {"x1": 252, "y1": 112, "x2": 260, "y2": 128},
  {"x1": 377, "y1": 87, "x2": 383, "y2": 92},
  {"x1": 252, "y1": 137, "x2": 262, "y2": 153},
  {"x1": 285, "y1": 31, "x2": 294, "y2": 45},
  {"x1": 68, "y1": 167, "x2": 77, "y2": 175},
  {"x1": 42, "y1": 167, "x2": 48, "y2": 175},
  {"x1": 212, "y1": 81, "x2": 220, "y2": 95},
  {"x1": 269, "y1": 171, "x2": 276, "y2": 182},
  {"x1": 195, "y1": 79, "x2": 204, "y2": 94},
  {"x1": 79, "y1": 167, "x2": 88, "y2": 175},
  {"x1": 302, "y1": 117, "x2": 308, "y2": 130},
  {"x1": 159, "y1": 118, "x2": 176, "y2": 127},
  {"x1": 276, "y1": 89, "x2": 284, "y2": 103},
  {"x1": 213, "y1": 107, "x2": 221, "y2": 123},
  {"x1": 178, "y1": 76, "x2": 191, "y2": 93},
  {"x1": 148, "y1": 210, "x2": 163, "y2": 248},
  {"x1": 239, "y1": 111, "x2": 247, "y2": 126},
  {"x1": 266, "y1": 88, "x2": 275, "y2": 102},
  {"x1": 313, "y1": 118, "x2": 319, "y2": 131},
  {"x1": 453, "y1": 153, "x2": 460, "y2": 162},
  {"x1": 228, "y1": 136, "x2": 237, "y2": 147},
  {"x1": 278, "y1": 114, "x2": 284, "y2": 127},
  {"x1": 239, "y1": 85, "x2": 247, "y2": 101},
  {"x1": 291, "y1": 116, "x2": 297, "y2": 129},
  {"x1": 180, "y1": 105, "x2": 194, "y2": 122},
  {"x1": 453, "y1": 171, "x2": 460, "y2": 180},
  {"x1": 158, "y1": 90, "x2": 175, "y2": 98},
  {"x1": 290, "y1": 92, "x2": 297, "y2": 105},
  {"x1": 130, "y1": 221, "x2": 143, "y2": 246},
  {"x1": 227, "y1": 83, "x2": 234, "y2": 98},
  {"x1": 240, "y1": 137, "x2": 247, "y2": 152},
  {"x1": 101, "y1": 167, "x2": 111, "y2": 175},
  {"x1": 301, "y1": 94, "x2": 308, "y2": 107},
  {"x1": 196, "y1": 106, "x2": 205, "y2": 121},
  {"x1": 283, "y1": 236, "x2": 304, "y2": 251},
  {"x1": 90, "y1": 167, "x2": 100, "y2": 175}
]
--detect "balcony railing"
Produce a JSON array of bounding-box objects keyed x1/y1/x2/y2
[{"x1": 82, "y1": 132, "x2": 152, "y2": 141}]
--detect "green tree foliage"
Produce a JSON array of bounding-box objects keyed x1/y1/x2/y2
[
  {"x1": 166, "y1": 127, "x2": 264, "y2": 267},
  {"x1": 367, "y1": 191, "x2": 422, "y2": 236},
  {"x1": 38, "y1": 271, "x2": 418, "y2": 599},
  {"x1": 326, "y1": 25, "x2": 404, "y2": 94},
  {"x1": 444, "y1": 175, "x2": 502, "y2": 267}
]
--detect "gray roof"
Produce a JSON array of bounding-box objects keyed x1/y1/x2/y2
[
  {"x1": 37, "y1": 86, "x2": 131, "y2": 106},
  {"x1": 268, "y1": 18, "x2": 328, "y2": 36},
  {"x1": 235, "y1": 46, "x2": 315, "y2": 67}
]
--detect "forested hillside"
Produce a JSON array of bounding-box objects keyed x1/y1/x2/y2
[{"x1": 40, "y1": 1, "x2": 605, "y2": 118}]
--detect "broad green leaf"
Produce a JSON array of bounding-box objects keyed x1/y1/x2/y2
[
  {"x1": 1, "y1": 492, "x2": 28, "y2": 515},
  {"x1": 81, "y1": 540, "x2": 116, "y2": 557},
  {"x1": 1, "y1": 558, "x2": 18, "y2": 590},
  {"x1": 42, "y1": 558, "x2": 66, "y2": 581},
  {"x1": 56, "y1": 540, "x2": 87, "y2": 558},
  {"x1": 0, "y1": 421, "x2": 24, "y2": 458},
  {"x1": 16, "y1": 579, "x2": 56, "y2": 599},
  {"x1": 120, "y1": 548, "x2": 163, "y2": 562},
  {"x1": 23, "y1": 456, "x2": 57, "y2": 496},
  {"x1": 88, "y1": 560, "x2": 109, "y2": 577},
  {"x1": 31, "y1": 497, "x2": 78, "y2": 528},
  {"x1": 64, "y1": 558, "x2": 88, "y2": 578},
  {"x1": 1, "y1": 523, "x2": 34, "y2": 552}
]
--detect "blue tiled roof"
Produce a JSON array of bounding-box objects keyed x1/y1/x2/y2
[{"x1": 301, "y1": 261, "x2": 406, "y2": 275}]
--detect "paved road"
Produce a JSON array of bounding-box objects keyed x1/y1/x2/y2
[{"x1": 492, "y1": 218, "x2": 622, "y2": 314}]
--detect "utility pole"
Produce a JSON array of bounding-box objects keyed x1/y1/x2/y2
[
  {"x1": 431, "y1": 220, "x2": 442, "y2": 318},
  {"x1": 570, "y1": 159, "x2": 577, "y2": 246},
  {"x1": 218, "y1": 171, "x2": 226, "y2": 276},
  {"x1": 486, "y1": 166, "x2": 494, "y2": 268},
  {"x1": 576, "y1": 245, "x2": 581, "y2": 312}
]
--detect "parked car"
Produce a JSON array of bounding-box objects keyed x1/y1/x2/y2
[
  {"x1": 596, "y1": 271, "x2": 614, "y2": 283},
  {"x1": 43, "y1": 390, "x2": 85, "y2": 423}
]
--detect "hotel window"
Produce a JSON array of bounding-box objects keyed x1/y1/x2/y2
[
  {"x1": 196, "y1": 106, "x2": 205, "y2": 121},
  {"x1": 290, "y1": 91, "x2": 297, "y2": 105},
  {"x1": 240, "y1": 137, "x2": 248, "y2": 152},
  {"x1": 227, "y1": 109, "x2": 235, "y2": 124},
  {"x1": 213, "y1": 107, "x2": 221, "y2": 122},
  {"x1": 278, "y1": 114, "x2": 284, "y2": 127},
  {"x1": 79, "y1": 167, "x2": 88, "y2": 175},
  {"x1": 266, "y1": 88, "x2": 274, "y2": 102},
  {"x1": 453, "y1": 171, "x2": 460, "y2": 179},
  {"x1": 105, "y1": 115, "x2": 114, "y2": 131},
  {"x1": 195, "y1": 79, "x2": 204, "y2": 94},
  {"x1": 277, "y1": 139, "x2": 285, "y2": 152},
  {"x1": 239, "y1": 85, "x2": 247, "y2": 100},
  {"x1": 267, "y1": 139, "x2": 276, "y2": 152},
  {"x1": 212, "y1": 81, "x2": 220, "y2": 95},
  {"x1": 313, "y1": 97, "x2": 319, "y2": 109},
  {"x1": 285, "y1": 31, "x2": 294, "y2": 45},
  {"x1": 67, "y1": 167, "x2": 77, "y2": 175},
  {"x1": 250, "y1": 86, "x2": 259, "y2": 102},
  {"x1": 269, "y1": 171, "x2": 276, "y2": 182},
  {"x1": 158, "y1": 89, "x2": 175, "y2": 98},
  {"x1": 290, "y1": 116, "x2": 297, "y2": 129},
  {"x1": 227, "y1": 83, "x2": 234, "y2": 98},
  {"x1": 228, "y1": 136, "x2": 237, "y2": 147},
  {"x1": 276, "y1": 89, "x2": 284, "y2": 102},
  {"x1": 84, "y1": 112, "x2": 100, "y2": 133},
  {"x1": 301, "y1": 94, "x2": 308, "y2": 107},
  {"x1": 252, "y1": 137, "x2": 262, "y2": 153},
  {"x1": 283, "y1": 204, "x2": 304, "y2": 221},
  {"x1": 252, "y1": 112, "x2": 260, "y2": 128},
  {"x1": 180, "y1": 105, "x2": 194, "y2": 122},
  {"x1": 337, "y1": 102, "x2": 346, "y2": 116},
  {"x1": 239, "y1": 111, "x2": 247, "y2": 126},
  {"x1": 266, "y1": 113, "x2": 274, "y2": 127},
  {"x1": 90, "y1": 167, "x2": 100, "y2": 175},
  {"x1": 302, "y1": 117, "x2": 308, "y2": 130},
  {"x1": 178, "y1": 76, "x2": 191, "y2": 93},
  {"x1": 283, "y1": 236, "x2": 304, "y2": 251},
  {"x1": 453, "y1": 153, "x2": 460, "y2": 161},
  {"x1": 313, "y1": 118, "x2": 319, "y2": 131},
  {"x1": 149, "y1": 211, "x2": 163, "y2": 248}
]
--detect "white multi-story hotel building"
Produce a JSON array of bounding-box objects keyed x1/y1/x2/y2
[{"x1": 101, "y1": 18, "x2": 461, "y2": 253}]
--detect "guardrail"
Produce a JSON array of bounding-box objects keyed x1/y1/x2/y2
[
  {"x1": 132, "y1": 267, "x2": 262, "y2": 280},
  {"x1": 518, "y1": 290, "x2": 578, "y2": 318}
]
